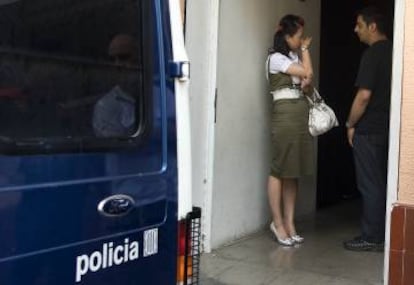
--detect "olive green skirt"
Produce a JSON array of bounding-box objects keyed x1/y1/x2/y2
[{"x1": 270, "y1": 97, "x2": 315, "y2": 178}]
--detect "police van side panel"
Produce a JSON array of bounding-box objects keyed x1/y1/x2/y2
[{"x1": 0, "y1": 0, "x2": 180, "y2": 284}]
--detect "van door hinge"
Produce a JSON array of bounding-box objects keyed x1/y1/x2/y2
[{"x1": 168, "y1": 61, "x2": 190, "y2": 81}]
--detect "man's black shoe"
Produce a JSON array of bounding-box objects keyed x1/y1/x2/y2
[{"x1": 343, "y1": 237, "x2": 384, "y2": 252}]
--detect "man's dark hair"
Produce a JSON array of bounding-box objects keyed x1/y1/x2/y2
[{"x1": 357, "y1": 6, "x2": 388, "y2": 36}]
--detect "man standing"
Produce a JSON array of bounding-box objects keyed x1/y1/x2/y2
[{"x1": 343, "y1": 7, "x2": 392, "y2": 251}]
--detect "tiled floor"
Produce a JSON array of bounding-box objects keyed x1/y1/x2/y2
[{"x1": 200, "y1": 200, "x2": 384, "y2": 285}]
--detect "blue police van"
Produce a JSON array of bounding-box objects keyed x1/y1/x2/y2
[{"x1": 0, "y1": 0, "x2": 199, "y2": 284}]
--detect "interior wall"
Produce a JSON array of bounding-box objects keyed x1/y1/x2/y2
[{"x1": 211, "y1": 0, "x2": 321, "y2": 248}]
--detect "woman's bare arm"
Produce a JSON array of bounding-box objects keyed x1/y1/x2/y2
[{"x1": 285, "y1": 37, "x2": 313, "y2": 80}]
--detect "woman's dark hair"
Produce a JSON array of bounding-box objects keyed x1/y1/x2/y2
[{"x1": 271, "y1": 15, "x2": 304, "y2": 57}]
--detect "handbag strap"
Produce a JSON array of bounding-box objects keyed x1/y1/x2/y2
[
  {"x1": 307, "y1": 87, "x2": 323, "y2": 105},
  {"x1": 312, "y1": 88, "x2": 322, "y2": 101}
]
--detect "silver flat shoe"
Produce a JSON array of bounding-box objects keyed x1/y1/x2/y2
[
  {"x1": 270, "y1": 223, "x2": 294, "y2": 246},
  {"x1": 291, "y1": 234, "x2": 304, "y2": 244}
]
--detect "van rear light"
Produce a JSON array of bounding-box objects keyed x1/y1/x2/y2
[{"x1": 177, "y1": 207, "x2": 201, "y2": 285}]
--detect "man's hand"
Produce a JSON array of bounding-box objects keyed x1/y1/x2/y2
[
  {"x1": 347, "y1": 127, "x2": 355, "y2": 147},
  {"x1": 346, "y1": 88, "x2": 371, "y2": 147}
]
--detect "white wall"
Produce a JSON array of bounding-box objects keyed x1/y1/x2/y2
[
  {"x1": 185, "y1": 0, "x2": 219, "y2": 251},
  {"x1": 185, "y1": 1, "x2": 212, "y2": 207},
  {"x1": 186, "y1": 0, "x2": 321, "y2": 250},
  {"x1": 211, "y1": 0, "x2": 321, "y2": 249}
]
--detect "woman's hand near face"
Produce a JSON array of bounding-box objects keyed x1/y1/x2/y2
[
  {"x1": 301, "y1": 37, "x2": 312, "y2": 49},
  {"x1": 285, "y1": 35, "x2": 313, "y2": 79}
]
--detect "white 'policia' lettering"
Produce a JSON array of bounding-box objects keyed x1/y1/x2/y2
[{"x1": 76, "y1": 238, "x2": 139, "y2": 283}]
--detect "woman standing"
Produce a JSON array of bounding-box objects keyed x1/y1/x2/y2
[{"x1": 267, "y1": 15, "x2": 314, "y2": 246}]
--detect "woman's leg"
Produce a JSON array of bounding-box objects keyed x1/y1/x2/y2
[
  {"x1": 268, "y1": 175, "x2": 289, "y2": 239},
  {"x1": 282, "y1": 178, "x2": 298, "y2": 236}
]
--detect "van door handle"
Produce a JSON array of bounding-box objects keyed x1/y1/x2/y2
[{"x1": 97, "y1": 194, "x2": 135, "y2": 217}]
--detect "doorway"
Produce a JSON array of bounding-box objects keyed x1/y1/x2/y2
[
  {"x1": 317, "y1": 0, "x2": 395, "y2": 207},
  {"x1": 318, "y1": 0, "x2": 396, "y2": 283}
]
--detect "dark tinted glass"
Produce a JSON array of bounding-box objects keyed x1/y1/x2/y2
[{"x1": 0, "y1": 0, "x2": 151, "y2": 154}]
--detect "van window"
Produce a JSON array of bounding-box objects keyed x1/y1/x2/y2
[{"x1": 0, "y1": 0, "x2": 152, "y2": 154}]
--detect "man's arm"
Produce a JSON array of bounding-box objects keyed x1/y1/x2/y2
[
  {"x1": 347, "y1": 88, "x2": 372, "y2": 127},
  {"x1": 346, "y1": 88, "x2": 372, "y2": 147}
]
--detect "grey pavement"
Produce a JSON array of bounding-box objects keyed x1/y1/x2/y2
[{"x1": 200, "y1": 200, "x2": 384, "y2": 285}]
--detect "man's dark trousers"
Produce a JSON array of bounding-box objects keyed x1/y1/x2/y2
[{"x1": 353, "y1": 133, "x2": 388, "y2": 243}]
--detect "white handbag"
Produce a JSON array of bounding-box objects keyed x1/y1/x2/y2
[{"x1": 307, "y1": 88, "x2": 339, "y2": 136}]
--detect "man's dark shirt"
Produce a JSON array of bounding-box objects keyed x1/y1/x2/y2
[{"x1": 354, "y1": 40, "x2": 392, "y2": 135}]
